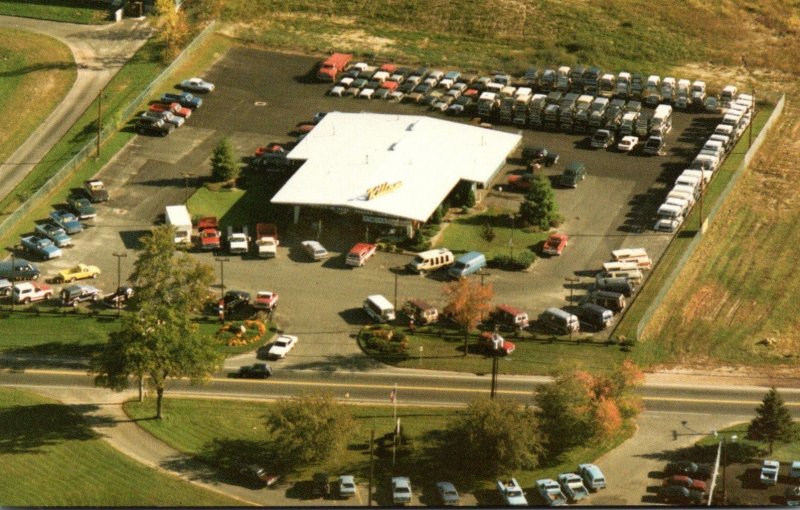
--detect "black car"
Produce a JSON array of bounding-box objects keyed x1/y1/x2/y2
[
  {"x1": 60, "y1": 284, "x2": 102, "y2": 307},
  {"x1": 522, "y1": 146, "x2": 560, "y2": 167},
  {"x1": 664, "y1": 461, "x2": 712, "y2": 481},
  {"x1": 312, "y1": 472, "x2": 332, "y2": 498},
  {"x1": 223, "y1": 290, "x2": 251, "y2": 312},
  {"x1": 659, "y1": 485, "x2": 703, "y2": 505},
  {"x1": 103, "y1": 286, "x2": 134, "y2": 309},
  {"x1": 235, "y1": 363, "x2": 272, "y2": 379},
  {"x1": 559, "y1": 161, "x2": 586, "y2": 188},
  {"x1": 136, "y1": 117, "x2": 174, "y2": 137}
]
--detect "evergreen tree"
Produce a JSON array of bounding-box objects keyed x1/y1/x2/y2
[
  {"x1": 464, "y1": 188, "x2": 476, "y2": 208},
  {"x1": 748, "y1": 387, "x2": 797, "y2": 453},
  {"x1": 519, "y1": 175, "x2": 558, "y2": 229},
  {"x1": 430, "y1": 204, "x2": 443, "y2": 225},
  {"x1": 211, "y1": 137, "x2": 239, "y2": 183}
]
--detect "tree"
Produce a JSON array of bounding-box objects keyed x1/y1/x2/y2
[
  {"x1": 442, "y1": 279, "x2": 494, "y2": 356},
  {"x1": 265, "y1": 393, "x2": 356, "y2": 465},
  {"x1": 464, "y1": 187, "x2": 476, "y2": 208},
  {"x1": 211, "y1": 137, "x2": 239, "y2": 183},
  {"x1": 519, "y1": 175, "x2": 558, "y2": 229},
  {"x1": 448, "y1": 398, "x2": 544, "y2": 476},
  {"x1": 92, "y1": 226, "x2": 220, "y2": 419},
  {"x1": 154, "y1": 0, "x2": 189, "y2": 61},
  {"x1": 430, "y1": 204, "x2": 443, "y2": 225},
  {"x1": 748, "y1": 387, "x2": 797, "y2": 453}
]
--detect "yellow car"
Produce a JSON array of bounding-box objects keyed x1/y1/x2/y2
[{"x1": 57, "y1": 263, "x2": 101, "y2": 283}]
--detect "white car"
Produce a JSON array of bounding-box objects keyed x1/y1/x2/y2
[
  {"x1": 181, "y1": 77, "x2": 215, "y2": 93},
  {"x1": 267, "y1": 334, "x2": 298, "y2": 359},
  {"x1": 617, "y1": 135, "x2": 639, "y2": 152},
  {"x1": 497, "y1": 478, "x2": 528, "y2": 506},
  {"x1": 761, "y1": 460, "x2": 780, "y2": 486},
  {"x1": 358, "y1": 87, "x2": 375, "y2": 100}
]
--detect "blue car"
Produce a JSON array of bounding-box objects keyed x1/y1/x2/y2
[
  {"x1": 49, "y1": 210, "x2": 83, "y2": 234},
  {"x1": 21, "y1": 235, "x2": 62, "y2": 260},
  {"x1": 35, "y1": 223, "x2": 72, "y2": 247},
  {"x1": 161, "y1": 91, "x2": 202, "y2": 108}
]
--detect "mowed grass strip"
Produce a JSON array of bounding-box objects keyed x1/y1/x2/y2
[
  {"x1": 124, "y1": 396, "x2": 633, "y2": 504},
  {"x1": 0, "y1": 29, "x2": 75, "y2": 165},
  {"x1": 0, "y1": 0, "x2": 110, "y2": 24},
  {"x1": 637, "y1": 100, "x2": 800, "y2": 367},
  {"x1": 0, "y1": 388, "x2": 239, "y2": 506},
  {"x1": 437, "y1": 212, "x2": 548, "y2": 259}
]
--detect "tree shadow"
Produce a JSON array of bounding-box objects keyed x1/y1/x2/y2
[
  {"x1": 637, "y1": 441, "x2": 765, "y2": 465},
  {"x1": 0, "y1": 402, "x2": 104, "y2": 454},
  {"x1": 0, "y1": 341, "x2": 101, "y2": 369},
  {"x1": 287, "y1": 353, "x2": 386, "y2": 372}
]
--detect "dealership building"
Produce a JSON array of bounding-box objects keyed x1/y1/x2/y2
[{"x1": 271, "y1": 112, "x2": 522, "y2": 235}]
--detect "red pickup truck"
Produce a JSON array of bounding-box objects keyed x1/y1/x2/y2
[
  {"x1": 149, "y1": 102, "x2": 192, "y2": 118},
  {"x1": 197, "y1": 217, "x2": 221, "y2": 251}
]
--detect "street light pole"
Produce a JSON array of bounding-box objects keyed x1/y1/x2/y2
[
  {"x1": 722, "y1": 433, "x2": 737, "y2": 505},
  {"x1": 393, "y1": 269, "x2": 399, "y2": 311},
  {"x1": 112, "y1": 251, "x2": 127, "y2": 318},
  {"x1": 509, "y1": 214, "x2": 515, "y2": 259},
  {"x1": 215, "y1": 257, "x2": 229, "y2": 299},
  {"x1": 181, "y1": 172, "x2": 195, "y2": 202},
  {"x1": 9, "y1": 248, "x2": 14, "y2": 314}
]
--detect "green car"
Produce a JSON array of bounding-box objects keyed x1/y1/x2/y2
[
  {"x1": 560, "y1": 161, "x2": 586, "y2": 188},
  {"x1": 67, "y1": 194, "x2": 96, "y2": 220}
]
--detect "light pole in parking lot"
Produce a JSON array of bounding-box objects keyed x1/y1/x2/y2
[
  {"x1": 8, "y1": 247, "x2": 15, "y2": 314},
  {"x1": 713, "y1": 430, "x2": 737, "y2": 505},
  {"x1": 215, "y1": 257, "x2": 229, "y2": 299},
  {"x1": 565, "y1": 276, "x2": 580, "y2": 304},
  {"x1": 508, "y1": 213, "x2": 516, "y2": 259},
  {"x1": 180, "y1": 172, "x2": 195, "y2": 202},
  {"x1": 112, "y1": 251, "x2": 127, "y2": 318}
]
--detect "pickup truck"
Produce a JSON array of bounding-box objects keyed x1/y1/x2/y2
[
  {"x1": 536, "y1": 479, "x2": 567, "y2": 506},
  {"x1": 83, "y1": 179, "x2": 109, "y2": 202},
  {"x1": 253, "y1": 290, "x2": 278, "y2": 311},
  {"x1": 255, "y1": 223, "x2": 279, "y2": 258},
  {"x1": 479, "y1": 331, "x2": 515, "y2": 355},
  {"x1": 136, "y1": 117, "x2": 174, "y2": 137},
  {"x1": 497, "y1": 478, "x2": 528, "y2": 506},
  {"x1": 56, "y1": 263, "x2": 101, "y2": 283},
  {"x1": 49, "y1": 210, "x2": 83, "y2": 234},
  {"x1": 21, "y1": 235, "x2": 62, "y2": 260},
  {"x1": 557, "y1": 473, "x2": 588, "y2": 502},
  {"x1": 67, "y1": 195, "x2": 96, "y2": 219},
  {"x1": 392, "y1": 477, "x2": 412, "y2": 506},
  {"x1": 149, "y1": 102, "x2": 191, "y2": 118},
  {"x1": 761, "y1": 460, "x2": 780, "y2": 485},
  {"x1": 227, "y1": 226, "x2": 250, "y2": 255},
  {"x1": 141, "y1": 110, "x2": 184, "y2": 128},
  {"x1": 35, "y1": 223, "x2": 72, "y2": 247},
  {"x1": 197, "y1": 217, "x2": 221, "y2": 251},
  {"x1": 60, "y1": 284, "x2": 102, "y2": 307},
  {"x1": 161, "y1": 91, "x2": 203, "y2": 108}
]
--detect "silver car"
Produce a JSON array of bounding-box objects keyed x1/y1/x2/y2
[{"x1": 436, "y1": 481, "x2": 460, "y2": 506}]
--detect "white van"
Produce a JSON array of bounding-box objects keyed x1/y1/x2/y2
[
  {"x1": 709, "y1": 134, "x2": 732, "y2": 152},
  {"x1": 406, "y1": 248, "x2": 454, "y2": 274},
  {"x1": 165, "y1": 205, "x2": 192, "y2": 245},
  {"x1": 602, "y1": 260, "x2": 640, "y2": 273},
  {"x1": 714, "y1": 124, "x2": 735, "y2": 138},
  {"x1": 681, "y1": 169, "x2": 713, "y2": 185},
  {"x1": 602, "y1": 268, "x2": 643, "y2": 284},
  {"x1": 722, "y1": 112, "x2": 744, "y2": 130},
  {"x1": 691, "y1": 154, "x2": 719, "y2": 172},
  {"x1": 658, "y1": 202, "x2": 685, "y2": 221},
  {"x1": 675, "y1": 174, "x2": 701, "y2": 191},
  {"x1": 668, "y1": 190, "x2": 695, "y2": 207},
  {"x1": 673, "y1": 183, "x2": 700, "y2": 200},
  {"x1": 363, "y1": 294, "x2": 395, "y2": 323}
]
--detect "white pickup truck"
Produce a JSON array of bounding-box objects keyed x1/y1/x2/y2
[
  {"x1": 557, "y1": 473, "x2": 588, "y2": 502},
  {"x1": 227, "y1": 226, "x2": 250, "y2": 255},
  {"x1": 392, "y1": 477, "x2": 412, "y2": 505},
  {"x1": 536, "y1": 478, "x2": 567, "y2": 506},
  {"x1": 497, "y1": 478, "x2": 528, "y2": 506}
]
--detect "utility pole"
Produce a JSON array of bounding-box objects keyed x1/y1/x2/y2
[
  {"x1": 368, "y1": 429, "x2": 375, "y2": 507},
  {"x1": 9, "y1": 248, "x2": 14, "y2": 314},
  {"x1": 565, "y1": 276, "x2": 580, "y2": 304},
  {"x1": 180, "y1": 172, "x2": 195, "y2": 202},
  {"x1": 748, "y1": 88, "x2": 755, "y2": 148},
  {"x1": 393, "y1": 268, "x2": 399, "y2": 311},
  {"x1": 490, "y1": 352, "x2": 499, "y2": 399},
  {"x1": 698, "y1": 176, "x2": 705, "y2": 233},
  {"x1": 214, "y1": 257, "x2": 229, "y2": 299},
  {"x1": 112, "y1": 251, "x2": 127, "y2": 318},
  {"x1": 96, "y1": 85, "x2": 105, "y2": 158},
  {"x1": 509, "y1": 214, "x2": 515, "y2": 259}
]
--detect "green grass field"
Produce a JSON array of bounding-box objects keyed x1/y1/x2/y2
[
  {"x1": 0, "y1": 0, "x2": 110, "y2": 24},
  {"x1": 695, "y1": 423, "x2": 800, "y2": 463},
  {"x1": 124, "y1": 396, "x2": 633, "y2": 505},
  {"x1": 0, "y1": 388, "x2": 239, "y2": 506},
  {"x1": 361, "y1": 324, "x2": 630, "y2": 375},
  {"x1": 0, "y1": 29, "x2": 75, "y2": 166},
  {"x1": 436, "y1": 212, "x2": 547, "y2": 260}
]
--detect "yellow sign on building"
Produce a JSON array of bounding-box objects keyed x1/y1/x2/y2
[{"x1": 366, "y1": 181, "x2": 402, "y2": 200}]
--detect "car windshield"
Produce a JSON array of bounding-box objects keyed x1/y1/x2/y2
[
  {"x1": 508, "y1": 490, "x2": 523, "y2": 497},
  {"x1": 275, "y1": 340, "x2": 288, "y2": 348},
  {"x1": 395, "y1": 487, "x2": 410, "y2": 494}
]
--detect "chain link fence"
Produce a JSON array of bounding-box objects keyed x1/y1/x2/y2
[
  {"x1": 634, "y1": 94, "x2": 786, "y2": 340},
  {"x1": 0, "y1": 20, "x2": 217, "y2": 245}
]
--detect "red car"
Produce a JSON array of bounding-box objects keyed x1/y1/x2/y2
[
  {"x1": 379, "y1": 63, "x2": 398, "y2": 73},
  {"x1": 253, "y1": 290, "x2": 279, "y2": 311},
  {"x1": 507, "y1": 173, "x2": 534, "y2": 191},
  {"x1": 255, "y1": 144, "x2": 285, "y2": 157},
  {"x1": 662, "y1": 475, "x2": 705, "y2": 493},
  {"x1": 149, "y1": 102, "x2": 192, "y2": 118},
  {"x1": 296, "y1": 123, "x2": 315, "y2": 134},
  {"x1": 479, "y1": 331, "x2": 515, "y2": 355},
  {"x1": 380, "y1": 80, "x2": 399, "y2": 91},
  {"x1": 197, "y1": 216, "x2": 221, "y2": 251},
  {"x1": 542, "y1": 233, "x2": 569, "y2": 256}
]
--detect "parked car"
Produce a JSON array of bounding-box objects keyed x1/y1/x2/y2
[
  {"x1": 0, "y1": 278, "x2": 11, "y2": 297},
  {"x1": 49, "y1": 210, "x2": 83, "y2": 234},
  {"x1": 522, "y1": 146, "x2": 560, "y2": 167},
  {"x1": 102, "y1": 286, "x2": 134, "y2": 309},
  {"x1": 137, "y1": 116, "x2": 175, "y2": 136},
  {"x1": 338, "y1": 475, "x2": 357, "y2": 499},
  {"x1": 536, "y1": 478, "x2": 567, "y2": 506},
  {"x1": 20, "y1": 235, "x2": 62, "y2": 260},
  {"x1": 267, "y1": 334, "x2": 299, "y2": 360},
  {"x1": 56, "y1": 263, "x2": 101, "y2": 283},
  {"x1": 436, "y1": 481, "x2": 460, "y2": 506},
  {"x1": 67, "y1": 195, "x2": 96, "y2": 219},
  {"x1": 392, "y1": 476, "x2": 412, "y2": 506},
  {"x1": 446, "y1": 95, "x2": 473, "y2": 116},
  {"x1": 643, "y1": 136, "x2": 666, "y2": 155},
  {"x1": 312, "y1": 472, "x2": 331, "y2": 498},
  {"x1": 82, "y1": 179, "x2": 109, "y2": 202},
  {"x1": 141, "y1": 110, "x2": 184, "y2": 128},
  {"x1": 577, "y1": 463, "x2": 606, "y2": 491},
  {"x1": 60, "y1": 284, "x2": 102, "y2": 307},
  {"x1": 150, "y1": 102, "x2": 192, "y2": 118},
  {"x1": 478, "y1": 331, "x2": 515, "y2": 355},
  {"x1": 301, "y1": 240, "x2": 329, "y2": 261},
  {"x1": 664, "y1": 461, "x2": 712, "y2": 480},
  {"x1": 222, "y1": 290, "x2": 251, "y2": 312},
  {"x1": 35, "y1": 223, "x2": 72, "y2": 247},
  {"x1": 180, "y1": 77, "x2": 215, "y2": 92},
  {"x1": 497, "y1": 478, "x2": 528, "y2": 506},
  {"x1": 659, "y1": 485, "x2": 702, "y2": 505},
  {"x1": 761, "y1": 460, "x2": 780, "y2": 485},
  {"x1": 234, "y1": 363, "x2": 272, "y2": 379},
  {"x1": 240, "y1": 465, "x2": 279, "y2": 487},
  {"x1": 12, "y1": 281, "x2": 53, "y2": 304},
  {"x1": 785, "y1": 486, "x2": 800, "y2": 507},
  {"x1": 560, "y1": 161, "x2": 586, "y2": 188},
  {"x1": 253, "y1": 290, "x2": 279, "y2": 311},
  {"x1": 617, "y1": 135, "x2": 639, "y2": 152},
  {"x1": 557, "y1": 472, "x2": 589, "y2": 502},
  {"x1": 542, "y1": 233, "x2": 568, "y2": 256},
  {"x1": 590, "y1": 129, "x2": 615, "y2": 149},
  {"x1": 161, "y1": 91, "x2": 202, "y2": 108}
]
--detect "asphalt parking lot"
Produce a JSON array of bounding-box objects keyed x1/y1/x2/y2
[{"x1": 26, "y1": 46, "x2": 724, "y2": 368}]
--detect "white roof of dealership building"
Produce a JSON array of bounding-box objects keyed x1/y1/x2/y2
[{"x1": 271, "y1": 112, "x2": 521, "y2": 222}]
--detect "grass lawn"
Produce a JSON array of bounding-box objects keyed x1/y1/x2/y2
[
  {"x1": 0, "y1": 29, "x2": 75, "y2": 166},
  {"x1": 0, "y1": 388, "x2": 239, "y2": 506},
  {"x1": 361, "y1": 324, "x2": 630, "y2": 376},
  {"x1": 124, "y1": 396, "x2": 634, "y2": 505},
  {"x1": 0, "y1": 0, "x2": 110, "y2": 24},
  {"x1": 437, "y1": 212, "x2": 548, "y2": 260},
  {"x1": 694, "y1": 423, "x2": 800, "y2": 463}
]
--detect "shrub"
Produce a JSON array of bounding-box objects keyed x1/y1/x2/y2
[
  {"x1": 482, "y1": 222, "x2": 496, "y2": 242},
  {"x1": 490, "y1": 250, "x2": 536, "y2": 270}
]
